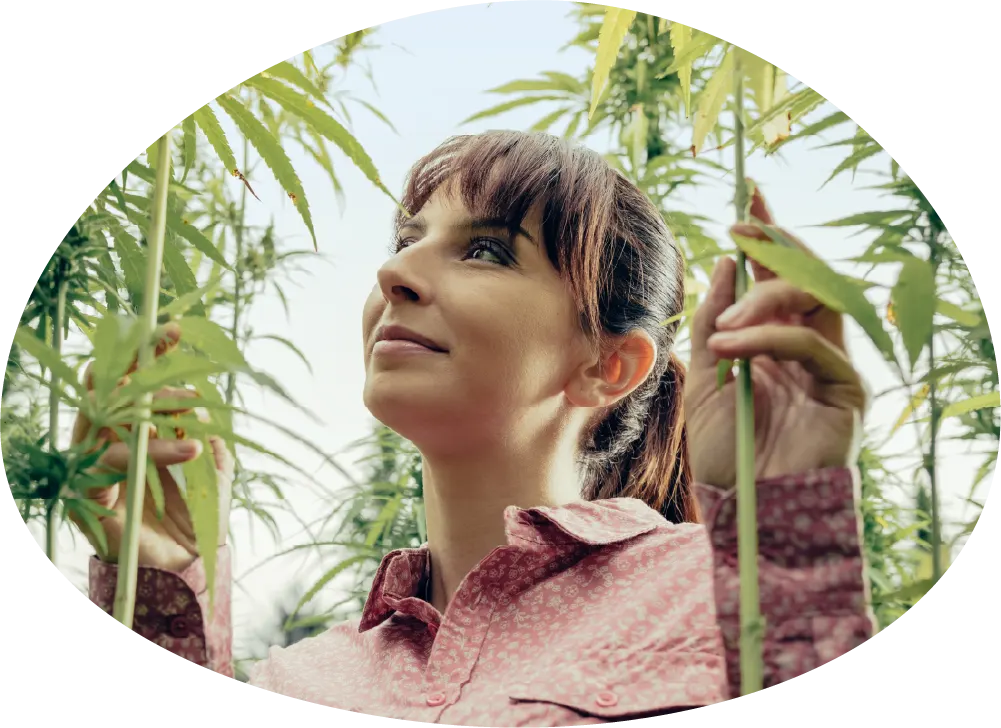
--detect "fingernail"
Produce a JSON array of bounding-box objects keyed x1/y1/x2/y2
[
  {"x1": 716, "y1": 304, "x2": 742, "y2": 327},
  {"x1": 178, "y1": 440, "x2": 201, "y2": 457},
  {"x1": 708, "y1": 332, "x2": 735, "y2": 345}
]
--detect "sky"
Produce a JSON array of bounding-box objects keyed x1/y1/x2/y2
[{"x1": 29, "y1": 1, "x2": 992, "y2": 655}]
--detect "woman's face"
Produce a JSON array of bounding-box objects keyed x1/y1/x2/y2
[{"x1": 361, "y1": 184, "x2": 594, "y2": 455}]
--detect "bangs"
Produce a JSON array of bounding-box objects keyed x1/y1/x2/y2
[{"x1": 395, "y1": 131, "x2": 622, "y2": 337}]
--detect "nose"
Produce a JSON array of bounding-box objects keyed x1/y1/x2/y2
[{"x1": 376, "y1": 246, "x2": 433, "y2": 305}]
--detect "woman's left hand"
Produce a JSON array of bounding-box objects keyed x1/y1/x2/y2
[{"x1": 684, "y1": 187, "x2": 867, "y2": 489}]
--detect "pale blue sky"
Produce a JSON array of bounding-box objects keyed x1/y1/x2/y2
[{"x1": 40, "y1": 1, "x2": 990, "y2": 652}]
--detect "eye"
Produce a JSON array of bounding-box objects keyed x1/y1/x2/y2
[
  {"x1": 465, "y1": 237, "x2": 513, "y2": 266},
  {"x1": 391, "y1": 235, "x2": 416, "y2": 255}
]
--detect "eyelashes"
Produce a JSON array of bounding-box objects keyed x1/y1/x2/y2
[{"x1": 390, "y1": 234, "x2": 516, "y2": 267}]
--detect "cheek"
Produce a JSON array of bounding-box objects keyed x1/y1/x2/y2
[{"x1": 361, "y1": 285, "x2": 384, "y2": 362}]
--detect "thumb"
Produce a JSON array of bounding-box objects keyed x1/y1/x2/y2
[{"x1": 690, "y1": 257, "x2": 736, "y2": 371}]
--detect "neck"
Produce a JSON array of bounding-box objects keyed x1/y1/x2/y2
[{"x1": 420, "y1": 424, "x2": 584, "y2": 615}]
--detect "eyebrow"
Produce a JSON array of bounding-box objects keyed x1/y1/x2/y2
[{"x1": 398, "y1": 214, "x2": 536, "y2": 245}]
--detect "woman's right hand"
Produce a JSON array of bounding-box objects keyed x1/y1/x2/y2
[{"x1": 69, "y1": 322, "x2": 234, "y2": 573}]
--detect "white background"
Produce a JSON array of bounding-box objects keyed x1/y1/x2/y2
[{"x1": 0, "y1": 0, "x2": 998, "y2": 724}]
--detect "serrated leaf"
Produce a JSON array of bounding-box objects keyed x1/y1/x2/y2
[
  {"x1": 891, "y1": 383, "x2": 930, "y2": 436},
  {"x1": 181, "y1": 116, "x2": 197, "y2": 183},
  {"x1": 159, "y1": 276, "x2": 223, "y2": 318},
  {"x1": 822, "y1": 144, "x2": 884, "y2": 188},
  {"x1": 669, "y1": 21, "x2": 694, "y2": 117},
  {"x1": 290, "y1": 554, "x2": 370, "y2": 622},
  {"x1": 890, "y1": 258, "x2": 936, "y2": 370},
  {"x1": 177, "y1": 316, "x2": 247, "y2": 369},
  {"x1": 531, "y1": 107, "x2": 571, "y2": 133},
  {"x1": 590, "y1": 8, "x2": 637, "y2": 119},
  {"x1": 147, "y1": 459, "x2": 165, "y2": 520},
  {"x1": 14, "y1": 327, "x2": 82, "y2": 393},
  {"x1": 162, "y1": 235, "x2": 198, "y2": 297},
  {"x1": 105, "y1": 219, "x2": 146, "y2": 302},
  {"x1": 215, "y1": 93, "x2": 316, "y2": 249},
  {"x1": 659, "y1": 33, "x2": 721, "y2": 78},
  {"x1": 941, "y1": 391, "x2": 999, "y2": 420},
  {"x1": 692, "y1": 49, "x2": 734, "y2": 156},
  {"x1": 461, "y1": 95, "x2": 567, "y2": 125},
  {"x1": 91, "y1": 313, "x2": 141, "y2": 400},
  {"x1": 118, "y1": 352, "x2": 231, "y2": 400},
  {"x1": 730, "y1": 231, "x2": 896, "y2": 361},
  {"x1": 821, "y1": 210, "x2": 914, "y2": 228},
  {"x1": 193, "y1": 106, "x2": 238, "y2": 174},
  {"x1": 243, "y1": 76, "x2": 392, "y2": 201},
  {"x1": 488, "y1": 78, "x2": 569, "y2": 94},
  {"x1": 165, "y1": 212, "x2": 230, "y2": 269},
  {"x1": 261, "y1": 61, "x2": 328, "y2": 105},
  {"x1": 255, "y1": 334, "x2": 313, "y2": 374},
  {"x1": 181, "y1": 437, "x2": 219, "y2": 611},
  {"x1": 935, "y1": 300, "x2": 980, "y2": 327}
]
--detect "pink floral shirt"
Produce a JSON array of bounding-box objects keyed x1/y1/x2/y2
[{"x1": 89, "y1": 468, "x2": 875, "y2": 725}]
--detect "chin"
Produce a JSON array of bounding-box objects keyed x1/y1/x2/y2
[{"x1": 362, "y1": 380, "x2": 482, "y2": 455}]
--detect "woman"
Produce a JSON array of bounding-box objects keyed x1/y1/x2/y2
[{"x1": 77, "y1": 130, "x2": 874, "y2": 726}]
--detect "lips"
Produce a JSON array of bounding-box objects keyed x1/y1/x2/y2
[{"x1": 374, "y1": 324, "x2": 448, "y2": 353}]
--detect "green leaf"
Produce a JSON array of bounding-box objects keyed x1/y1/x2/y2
[
  {"x1": 658, "y1": 33, "x2": 721, "y2": 78},
  {"x1": 255, "y1": 334, "x2": 313, "y2": 374},
  {"x1": 105, "y1": 219, "x2": 145, "y2": 301},
  {"x1": 730, "y1": 231, "x2": 896, "y2": 361},
  {"x1": 821, "y1": 144, "x2": 884, "y2": 188},
  {"x1": 181, "y1": 437, "x2": 220, "y2": 611},
  {"x1": 890, "y1": 258, "x2": 936, "y2": 371},
  {"x1": 669, "y1": 21, "x2": 694, "y2": 117},
  {"x1": 530, "y1": 107, "x2": 571, "y2": 133},
  {"x1": 215, "y1": 93, "x2": 316, "y2": 250},
  {"x1": 147, "y1": 458, "x2": 165, "y2": 520},
  {"x1": 261, "y1": 61, "x2": 328, "y2": 105},
  {"x1": 90, "y1": 313, "x2": 141, "y2": 400},
  {"x1": 162, "y1": 235, "x2": 198, "y2": 298},
  {"x1": 290, "y1": 554, "x2": 371, "y2": 622},
  {"x1": 821, "y1": 210, "x2": 915, "y2": 228},
  {"x1": 881, "y1": 578, "x2": 934, "y2": 603},
  {"x1": 242, "y1": 76, "x2": 392, "y2": 201},
  {"x1": 118, "y1": 352, "x2": 231, "y2": 399},
  {"x1": 692, "y1": 49, "x2": 734, "y2": 156},
  {"x1": 941, "y1": 391, "x2": 1000, "y2": 420},
  {"x1": 177, "y1": 316, "x2": 247, "y2": 369},
  {"x1": 193, "y1": 106, "x2": 238, "y2": 174},
  {"x1": 716, "y1": 359, "x2": 733, "y2": 390},
  {"x1": 165, "y1": 212, "x2": 230, "y2": 269},
  {"x1": 890, "y1": 383, "x2": 929, "y2": 436},
  {"x1": 14, "y1": 327, "x2": 82, "y2": 393},
  {"x1": 935, "y1": 300, "x2": 980, "y2": 327},
  {"x1": 590, "y1": 8, "x2": 637, "y2": 119},
  {"x1": 159, "y1": 276, "x2": 224, "y2": 318},
  {"x1": 181, "y1": 116, "x2": 197, "y2": 183},
  {"x1": 461, "y1": 95, "x2": 567, "y2": 124},
  {"x1": 488, "y1": 78, "x2": 570, "y2": 94}
]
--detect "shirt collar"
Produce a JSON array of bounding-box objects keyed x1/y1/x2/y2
[{"x1": 358, "y1": 497, "x2": 662, "y2": 633}]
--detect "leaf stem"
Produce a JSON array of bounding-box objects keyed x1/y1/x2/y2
[
  {"x1": 46, "y1": 276, "x2": 68, "y2": 563},
  {"x1": 112, "y1": 132, "x2": 172, "y2": 628},
  {"x1": 732, "y1": 50, "x2": 764, "y2": 696},
  {"x1": 926, "y1": 231, "x2": 942, "y2": 582}
]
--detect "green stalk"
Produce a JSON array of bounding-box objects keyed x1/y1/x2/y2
[
  {"x1": 732, "y1": 51, "x2": 763, "y2": 696},
  {"x1": 112, "y1": 132, "x2": 172, "y2": 628},
  {"x1": 926, "y1": 234, "x2": 942, "y2": 583},
  {"x1": 225, "y1": 138, "x2": 249, "y2": 408},
  {"x1": 45, "y1": 276, "x2": 69, "y2": 563}
]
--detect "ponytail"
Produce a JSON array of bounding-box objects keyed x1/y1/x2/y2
[{"x1": 580, "y1": 351, "x2": 700, "y2": 524}]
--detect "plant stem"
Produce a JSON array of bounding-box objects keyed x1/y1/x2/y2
[
  {"x1": 226, "y1": 137, "x2": 249, "y2": 408},
  {"x1": 926, "y1": 233, "x2": 942, "y2": 582},
  {"x1": 112, "y1": 132, "x2": 172, "y2": 628},
  {"x1": 45, "y1": 276, "x2": 68, "y2": 563},
  {"x1": 732, "y1": 51, "x2": 763, "y2": 696}
]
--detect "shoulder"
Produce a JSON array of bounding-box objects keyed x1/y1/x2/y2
[{"x1": 248, "y1": 617, "x2": 364, "y2": 689}]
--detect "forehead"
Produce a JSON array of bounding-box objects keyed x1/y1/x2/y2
[{"x1": 406, "y1": 177, "x2": 546, "y2": 237}]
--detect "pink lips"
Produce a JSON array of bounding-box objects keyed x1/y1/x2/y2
[{"x1": 373, "y1": 324, "x2": 448, "y2": 355}]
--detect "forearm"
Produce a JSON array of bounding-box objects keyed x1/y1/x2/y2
[
  {"x1": 88, "y1": 546, "x2": 234, "y2": 678},
  {"x1": 696, "y1": 467, "x2": 876, "y2": 697}
]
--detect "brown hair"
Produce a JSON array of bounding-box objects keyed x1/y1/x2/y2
[{"x1": 397, "y1": 130, "x2": 698, "y2": 524}]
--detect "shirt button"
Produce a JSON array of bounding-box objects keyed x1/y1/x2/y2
[
  {"x1": 168, "y1": 616, "x2": 190, "y2": 639},
  {"x1": 426, "y1": 692, "x2": 446, "y2": 707},
  {"x1": 595, "y1": 691, "x2": 618, "y2": 708}
]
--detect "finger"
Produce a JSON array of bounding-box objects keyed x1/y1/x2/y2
[
  {"x1": 690, "y1": 257, "x2": 737, "y2": 370},
  {"x1": 124, "y1": 322, "x2": 182, "y2": 378},
  {"x1": 715, "y1": 279, "x2": 823, "y2": 331},
  {"x1": 747, "y1": 180, "x2": 775, "y2": 226},
  {"x1": 707, "y1": 324, "x2": 860, "y2": 388},
  {"x1": 152, "y1": 386, "x2": 200, "y2": 414},
  {"x1": 96, "y1": 437, "x2": 203, "y2": 475}
]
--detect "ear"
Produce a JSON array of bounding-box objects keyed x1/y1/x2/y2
[{"x1": 565, "y1": 330, "x2": 658, "y2": 409}]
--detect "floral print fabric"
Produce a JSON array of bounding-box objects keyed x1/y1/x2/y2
[{"x1": 89, "y1": 467, "x2": 874, "y2": 725}]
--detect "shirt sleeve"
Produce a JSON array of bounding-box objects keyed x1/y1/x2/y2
[
  {"x1": 694, "y1": 467, "x2": 877, "y2": 698},
  {"x1": 88, "y1": 546, "x2": 234, "y2": 678}
]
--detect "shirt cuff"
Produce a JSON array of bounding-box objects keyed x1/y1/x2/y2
[{"x1": 88, "y1": 546, "x2": 233, "y2": 678}]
